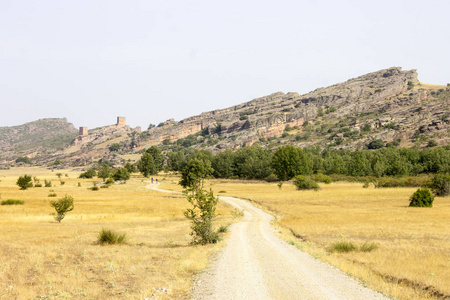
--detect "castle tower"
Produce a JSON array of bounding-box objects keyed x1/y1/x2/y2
[
  {"x1": 79, "y1": 127, "x2": 88, "y2": 136},
  {"x1": 117, "y1": 116, "x2": 126, "y2": 126}
]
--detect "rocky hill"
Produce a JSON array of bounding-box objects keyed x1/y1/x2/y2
[
  {"x1": 1, "y1": 67, "x2": 448, "y2": 167},
  {"x1": 0, "y1": 118, "x2": 78, "y2": 165},
  {"x1": 133, "y1": 67, "x2": 448, "y2": 151}
]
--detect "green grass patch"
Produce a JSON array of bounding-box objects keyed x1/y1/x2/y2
[
  {"x1": 1, "y1": 199, "x2": 24, "y2": 205},
  {"x1": 328, "y1": 241, "x2": 357, "y2": 253},
  {"x1": 97, "y1": 228, "x2": 127, "y2": 245}
]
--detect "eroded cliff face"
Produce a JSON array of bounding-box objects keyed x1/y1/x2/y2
[{"x1": 136, "y1": 67, "x2": 447, "y2": 151}]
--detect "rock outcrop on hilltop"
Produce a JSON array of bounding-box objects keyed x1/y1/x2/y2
[{"x1": 136, "y1": 67, "x2": 447, "y2": 151}]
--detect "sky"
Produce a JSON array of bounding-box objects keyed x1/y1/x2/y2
[{"x1": 1, "y1": 0, "x2": 449, "y2": 129}]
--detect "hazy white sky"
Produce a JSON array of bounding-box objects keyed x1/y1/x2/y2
[{"x1": 1, "y1": 0, "x2": 449, "y2": 129}]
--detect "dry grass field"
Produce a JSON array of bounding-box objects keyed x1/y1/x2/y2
[
  {"x1": 195, "y1": 179, "x2": 450, "y2": 300},
  {"x1": 0, "y1": 168, "x2": 234, "y2": 299}
]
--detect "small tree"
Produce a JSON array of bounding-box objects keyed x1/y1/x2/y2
[
  {"x1": 50, "y1": 195, "x2": 74, "y2": 222},
  {"x1": 111, "y1": 167, "x2": 130, "y2": 182},
  {"x1": 97, "y1": 163, "x2": 112, "y2": 181},
  {"x1": 180, "y1": 159, "x2": 219, "y2": 245},
  {"x1": 137, "y1": 152, "x2": 157, "y2": 177},
  {"x1": 79, "y1": 169, "x2": 96, "y2": 179},
  {"x1": 409, "y1": 188, "x2": 434, "y2": 207},
  {"x1": 16, "y1": 175, "x2": 32, "y2": 190}
]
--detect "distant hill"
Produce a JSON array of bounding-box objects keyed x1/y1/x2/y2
[
  {"x1": 1, "y1": 67, "x2": 449, "y2": 167},
  {"x1": 0, "y1": 118, "x2": 77, "y2": 164}
]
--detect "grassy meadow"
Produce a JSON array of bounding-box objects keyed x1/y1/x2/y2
[
  {"x1": 166, "y1": 179, "x2": 450, "y2": 300},
  {"x1": 0, "y1": 168, "x2": 235, "y2": 299}
]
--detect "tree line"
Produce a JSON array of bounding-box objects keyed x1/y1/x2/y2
[{"x1": 137, "y1": 145, "x2": 449, "y2": 180}]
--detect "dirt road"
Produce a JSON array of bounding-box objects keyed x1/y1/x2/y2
[
  {"x1": 192, "y1": 195, "x2": 387, "y2": 300},
  {"x1": 148, "y1": 183, "x2": 387, "y2": 299}
]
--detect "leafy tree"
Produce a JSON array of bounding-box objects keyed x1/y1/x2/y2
[
  {"x1": 137, "y1": 152, "x2": 157, "y2": 177},
  {"x1": 166, "y1": 151, "x2": 187, "y2": 172},
  {"x1": 430, "y1": 173, "x2": 450, "y2": 196},
  {"x1": 180, "y1": 159, "x2": 218, "y2": 245},
  {"x1": 16, "y1": 175, "x2": 32, "y2": 190},
  {"x1": 180, "y1": 159, "x2": 213, "y2": 190},
  {"x1": 145, "y1": 146, "x2": 164, "y2": 171},
  {"x1": 97, "y1": 163, "x2": 112, "y2": 181},
  {"x1": 112, "y1": 168, "x2": 130, "y2": 182},
  {"x1": 50, "y1": 195, "x2": 74, "y2": 222},
  {"x1": 348, "y1": 150, "x2": 371, "y2": 176},
  {"x1": 124, "y1": 162, "x2": 136, "y2": 173},
  {"x1": 233, "y1": 146, "x2": 273, "y2": 179},
  {"x1": 272, "y1": 146, "x2": 312, "y2": 181},
  {"x1": 212, "y1": 149, "x2": 235, "y2": 178},
  {"x1": 147, "y1": 123, "x2": 155, "y2": 130}
]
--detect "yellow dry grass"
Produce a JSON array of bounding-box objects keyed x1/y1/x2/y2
[
  {"x1": 208, "y1": 179, "x2": 450, "y2": 300},
  {"x1": 418, "y1": 82, "x2": 447, "y2": 90},
  {"x1": 0, "y1": 168, "x2": 234, "y2": 299}
]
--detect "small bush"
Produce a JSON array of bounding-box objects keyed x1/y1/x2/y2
[
  {"x1": 409, "y1": 188, "x2": 434, "y2": 207},
  {"x1": 105, "y1": 178, "x2": 115, "y2": 185},
  {"x1": 50, "y1": 195, "x2": 74, "y2": 222},
  {"x1": 430, "y1": 173, "x2": 450, "y2": 196},
  {"x1": 100, "y1": 185, "x2": 109, "y2": 189},
  {"x1": 59, "y1": 181, "x2": 65, "y2": 186},
  {"x1": 48, "y1": 193, "x2": 57, "y2": 197},
  {"x1": 34, "y1": 183, "x2": 43, "y2": 187},
  {"x1": 79, "y1": 169, "x2": 96, "y2": 179},
  {"x1": 1, "y1": 199, "x2": 24, "y2": 205},
  {"x1": 293, "y1": 175, "x2": 319, "y2": 191},
  {"x1": 97, "y1": 228, "x2": 126, "y2": 245},
  {"x1": 328, "y1": 241, "x2": 357, "y2": 253},
  {"x1": 44, "y1": 180, "x2": 52, "y2": 187},
  {"x1": 16, "y1": 175, "x2": 32, "y2": 190},
  {"x1": 90, "y1": 186, "x2": 99, "y2": 191},
  {"x1": 265, "y1": 173, "x2": 279, "y2": 182},
  {"x1": 311, "y1": 173, "x2": 332, "y2": 184}
]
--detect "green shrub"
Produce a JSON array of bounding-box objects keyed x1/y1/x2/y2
[
  {"x1": 100, "y1": 185, "x2": 109, "y2": 189},
  {"x1": 293, "y1": 175, "x2": 319, "y2": 191},
  {"x1": 44, "y1": 180, "x2": 52, "y2": 187},
  {"x1": 48, "y1": 193, "x2": 57, "y2": 197},
  {"x1": 311, "y1": 173, "x2": 332, "y2": 184},
  {"x1": 1, "y1": 199, "x2": 24, "y2": 205},
  {"x1": 34, "y1": 183, "x2": 42, "y2": 187},
  {"x1": 79, "y1": 169, "x2": 96, "y2": 179},
  {"x1": 90, "y1": 186, "x2": 99, "y2": 191},
  {"x1": 105, "y1": 178, "x2": 115, "y2": 185},
  {"x1": 375, "y1": 177, "x2": 430, "y2": 188},
  {"x1": 328, "y1": 241, "x2": 357, "y2": 253},
  {"x1": 97, "y1": 228, "x2": 126, "y2": 245},
  {"x1": 50, "y1": 195, "x2": 74, "y2": 222},
  {"x1": 409, "y1": 188, "x2": 434, "y2": 207},
  {"x1": 430, "y1": 173, "x2": 450, "y2": 196},
  {"x1": 16, "y1": 175, "x2": 33, "y2": 190}
]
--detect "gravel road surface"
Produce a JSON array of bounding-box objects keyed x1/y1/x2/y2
[
  {"x1": 191, "y1": 195, "x2": 388, "y2": 300},
  {"x1": 147, "y1": 183, "x2": 387, "y2": 299}
]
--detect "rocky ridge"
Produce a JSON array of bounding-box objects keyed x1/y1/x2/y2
[{"x1": 1, "y1": 67, "x2": 448, "y2": 167}]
